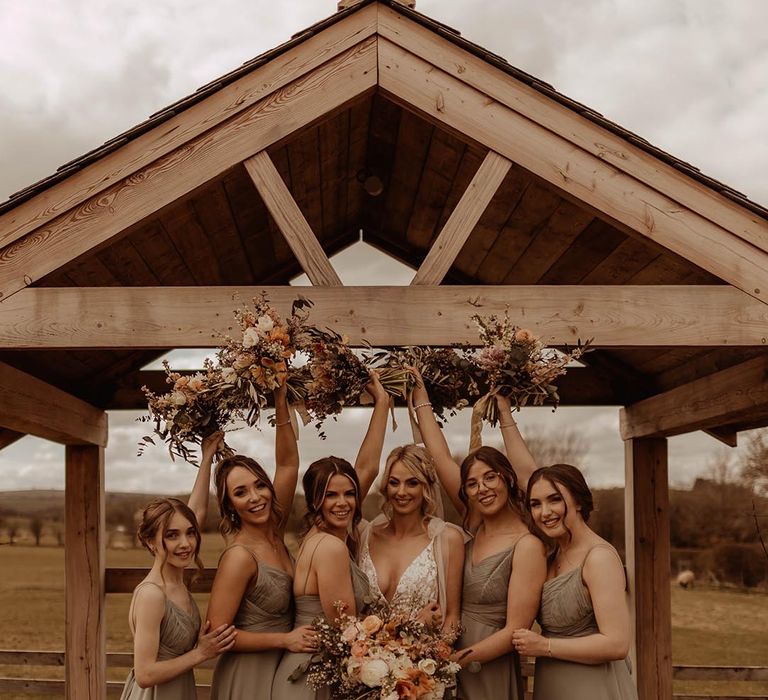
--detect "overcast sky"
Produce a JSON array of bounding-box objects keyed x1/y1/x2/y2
[{"x1": 1, "y1": 0, "x2": 766, "y2": 494}]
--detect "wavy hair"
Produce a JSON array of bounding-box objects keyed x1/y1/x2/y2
[{"x1": 379, "y1": 444, "x2": 441, "y2": 519}]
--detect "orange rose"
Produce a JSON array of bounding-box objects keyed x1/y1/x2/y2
[{"x1": 395, "y1": 679, "x2": 418, "y2": 699}]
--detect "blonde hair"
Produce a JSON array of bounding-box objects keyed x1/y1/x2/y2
[{"x1": 379, "y1": 444, "x2": 440, "y2": 518}]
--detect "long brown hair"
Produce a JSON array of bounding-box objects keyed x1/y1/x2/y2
[
  {"x1": 379, "y1": 444, "x2": 440, "y2": 518},
  {"x1": 301, "y1": 456, "x2": 362, "y2": 558},
  {"x1": 214, "y1": 455, "x2": 284, "y2": 537},
  {"x1": 137, "y1": 497, "x2": 204, "y2": 580},
  {"x1": 458, "y1": 446, "x2": 525, "y2": 532}
]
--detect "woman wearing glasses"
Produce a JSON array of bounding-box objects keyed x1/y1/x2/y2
[{"x1": 411, "y1": 373, "x2": 546, "y2": 700}]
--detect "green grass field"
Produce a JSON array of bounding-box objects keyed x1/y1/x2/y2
[{"x1": 0, "y1": 544, "x2": 766, "y2": 698}]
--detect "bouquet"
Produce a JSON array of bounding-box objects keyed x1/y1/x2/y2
[
  {"x1": 304, "y1": 605, "x2": 460, "y2": 700},
  {"x1": 468, "y1": 309, "x2": 590, "y2": 427},
  {"x1": 139, "y1": 359, "x2": 245, "y2": 463}
]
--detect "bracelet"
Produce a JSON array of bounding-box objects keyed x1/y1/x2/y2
[
  {"x1": 499, "y1": 418, "x2": 517, "y2": 428},
  {"x1": 275, "y1": 418, "x2": 292, "y2": 427},
  {"x1": 413, "y1": 402, "x2": 432, "y2": 411},
  {"x1": 546, "y1": 638, "x2": 553, "y2": 657}
]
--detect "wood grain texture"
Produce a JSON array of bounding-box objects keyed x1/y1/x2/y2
[
  {"x1": 0, "y1": 38, "x2": 376, "y2": 300},
  {"x1": 244, "y1": 151, "x2": 342, "y2": 286},
  {"x1": 0, "y1": 6, "x2": 378, "y2": 250},
  {"x1": 378, "y1": 5, "x2": 768, "y2": 255},
  {"x1": 624, "y1": 437, "x2": 672, "y2": 700},
  {"x1": 65, "y1": 444, "x2": 105, "y2": 700},
  {"x1": 412, "y1": 151, "x2": 511, "y2": 285},
  {"x1": 3, "y1": 285, "x2": 768, "y2": 348},
  {"x1": 378, "y1": 38, "x2": 768, "y2": 305},
  {"x1": 620, "y1": 355, "x2": 768, "y2": 439},
  {"x1": 0, "y1": 428, "x2": 24, "y2": 450},
  {"x1": 0, "y1": 361, "x2": 107, "y2": 445}
]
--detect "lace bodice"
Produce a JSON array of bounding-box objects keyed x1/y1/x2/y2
[{"x1": 359, "y1": 526, "x2": 439, "y2": 615}]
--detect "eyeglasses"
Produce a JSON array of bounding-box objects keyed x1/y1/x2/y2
[{"x1": 464, "y1": 472, "x2": 501, "y2": 496}]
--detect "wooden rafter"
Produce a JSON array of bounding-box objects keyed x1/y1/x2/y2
[
  {"x1": 0, "y1": 38, "x2": 376, "y2": 301},
  {"x1": 244, "y1": 152, "x2": 342, "y2": 286},
  {"x1": 411, "y1": 150, "x2": 511, "y2": 285},
  {"x1": 378, "y1": 37, "x2": 768, "y2": 306},
  {"x1": 2, "y1": 285, "x2": 767, "y2": 349},
  {"x1": 620, "y1": 355, "x2": 768, "y2": 440},
  {"x1": 0, "y1": 361, "x2": 107, "y2": 446},
  {"x1": 377, "y1": 5, "x2": 768, "y2": 255},
  {"x1": 0, "y1": 429, "x2": 25, "y2": 450}
]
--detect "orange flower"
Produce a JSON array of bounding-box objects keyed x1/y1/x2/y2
[
  {"x1": 395, "y1": 679, "x2": 418, "y2": 699},
  {"x1": 268, "y1": 327, "x2": 291, "y2": 346},
  {"x1": 350, "y1": 640, "x2": 368, "y2": 658},
  {"x1": 407, "y1": 668, "x2": 435, "y2": 696}
]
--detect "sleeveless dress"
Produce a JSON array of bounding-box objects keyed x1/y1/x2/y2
[
  {"x1": 533, "y1": 547, "x2": 638, "y2": 700},
  {"x1": 457, "y1": 538, "x2": 525, "y2": 700},
  {"x1": 210, "y1": 545, "x2": 294, "y2": 699},
  {"x1": 271, "y1": 538, "x2": 372, "y2": 700},
  {"x1": 120, "y1": 581, "x2": 201, "y2": 700}
]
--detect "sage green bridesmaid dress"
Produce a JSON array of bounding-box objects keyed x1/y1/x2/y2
[
  {"x1": 271, "y1": 553, "x2": 371, "y2": 700},
  {"x1": 120, "y1": 582, "x2": 201, "y2": 700},
  {"x1": 457, "y1": 539, "x2": 525, "y2": 700},
  {"x1": 210, "y1": 545, "x2": 294, "y2": 699},
  {"x1": 533, "y1": 547, "x2": 638, "y2": 700}
]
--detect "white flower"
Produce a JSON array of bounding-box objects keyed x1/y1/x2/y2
[
  {"x1": 187, "y1": 373, "x2": 205, "y2": 392},
  {"x1": 221, "y1": 367, "x2": 237, "y2": 383},
  {"x1": 242, "y1": 327, "x2": 261, "y2": 349},
  {"x1": 418, "y1": 658, "x2": 437, "y2": 675},
  {"x1": 341, "y1": 622, "x2": 361, "y2": 643},
  {"x1": 256, "y1": 314, "x2": 274, "y2": 333},
  {"x1": 170, "y1": 391, "x2": 187, "y2": 406},
  {"x1": 382, "y1": 693, "x2": 399, "y2": 700},
  {"x1": 360, "y1": 658, "x2": 389, "y2": 687}
]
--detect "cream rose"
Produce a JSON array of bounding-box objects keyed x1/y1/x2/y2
[
  {"x1": 359, "y1": 658, "x2": 389, "y2": 687},
  {"x1": 418, "y1": 658, "x2": 437, "y2": 676},
  {"x1": 242, "y1": 326, "x2": 261, "y2": 348},
  {"x1": 256, "y1": 314, "x2": 275, "y2": 333},
  {"x1": 221, "y1": 367, "x2": 237, "y2": 383},
  {"x1": 170, "y1": 391, "x2": 187, "y2": 406},
  {"x1": 233, "y1": 353, "x2": 255, "y2": 370},
  {"x1": 341, "y1": 622, "x2": 361, "y2": 643},
  {"x1": 360, "y1": 614, "x2": 383, "y2": 635}
]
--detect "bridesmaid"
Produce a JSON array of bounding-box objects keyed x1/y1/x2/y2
[
  {"x1": 121, "y1": 432, "x2": 236, "y2": 699},
  {"x1": 511, "y1": 464, "x2": 638, "y2": 700},
  {"x1": 412, "y1": 376, "x2": 547, "y2": 700},
  {"x1": 208, "y1": 384, "x2": 315, "y2": 700}
]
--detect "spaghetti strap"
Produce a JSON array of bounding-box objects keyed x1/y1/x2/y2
[
  {"x1": 219, "y1": 542, "x2": 261, "y2": 565},
  {"x1": 297, "y1": 533, "x2": 331, "y2": 594},
  {"x1": 581, "y1": 543, "x2": 624, "y2": 569},
  {"x1": 128, "y1": 581, "x2": 166, "y2": 633}
]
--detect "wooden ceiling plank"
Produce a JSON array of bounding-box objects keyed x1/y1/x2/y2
[
  {"x1": 346, "y1": 97, "x2": 373, "y2": 232},
  {"x1": 412, "y1": 150, "x2": 511, "y2": 285},
  {"x1": 703, "y1": 428, "x2": 738, "y2": 448},
  {"x1": 96, "y1": 238, "x2": 161, "y2": 286},
  {"x1": 579, "y1": 236, "x2": 661, "y2": 285},
  {"x1": 654, "y1": 347, "x2": 766, "y2": 392},
  {"x1": 160, "y1": 200, "x2": 223, "y2": 285},
  {"x1": 378, "y1": 6, "x2": 768, "y2": 254},
  {"x1": 3, "y1": 285, "x2": 768, "y2": 348},
  {"x1": 626, "y1": 251, "x2": 719, "y2": 285},
  {"x1": 286, "y1": 126, "x2": 324, "y2": 239},
  {"x1": 620, "y1": 355, "x2": 768, "y2": 439},
  {"x1": 62, "y1": 256, "x2": 123, "y2": 287},
  {"x1": 503, "y1": 200, "x2": 594, "y2": 284},
  {"x1": 0, "y1": 361, "x2": 107, "y2": 446},
  {"x1": 0, "y1": 38, "x2": 376, "y2": 301},
  {"x1": 244, "y1": 151, "x2": 342, "y2": 286},
  {"x1": 129, "y1": 220, "x2": 197, "y2": 285},
  {"x1": 0, "y1": 429, "x2": 25, "y2": 450},
  {"x1": 378, "y1": 38, "x2": 768, "y2": 305},
  {"x1": 0, "y1": 6, "x2": 378, "y2": 250},
  {"x1": 318, "y1": 110, "x2": 351, "y2": 241}
]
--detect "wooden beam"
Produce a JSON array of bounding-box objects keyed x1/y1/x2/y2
[
  {"x1": 703, "y1": 427, "x2": 738, "y2": 448},
  {"x1": 624, "y1": 437, "x2": 672, "y2": 700},
  {"x1": 378, "y1": 5, "x2": 768, "y2": 256},
  {"x1": 1, "y1": 285, "x2": 767, "y2": 349},
  {"x1": 98, "y1": 365, "x2": 625, "y2": 410},
  {"x1": 0, "y1": 5, "x2": 378, "y2": 251},
  {"x1": 0, "y1": 428, "x2": 24, "y2": 450},
  {"x1": 244, "y1": 152, "x2": 342, "y2": 286},
  {"x1": 65, "y1": 445, "x2": 105, "y2": 700},
  {"x1": 378, "y1": 38, "x2": 768, "y2": 306},
  {"x1": 0, "y1": 362, "x2": 107, "y2": 446},
  {"x1": 411, "y1": 150, "x2": 511, "y2": 285},
  {"x1": 0, "y1": 38, "x2": 377, "y2": 301},
  {"x1": 620, "y1": 355, "x2": 768, "y2": 439}
]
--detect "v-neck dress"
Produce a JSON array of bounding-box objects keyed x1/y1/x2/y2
[
  {"x1": 120, "y1": 582, "x2": 201, "y2": 700},
  {"x1": 210, "y1": 545, "x2": 295, "y2": 700}
]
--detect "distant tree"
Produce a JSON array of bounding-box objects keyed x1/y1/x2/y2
[
  {"x1": 7, "y1": 522, "x2": 19, "y2": 545},
  {"x1": 740, "y1": 429, "x2": 768, "y2": 496},
  {"x1": 29, "y1": 517, "x2": 44, "y2": 546},
  {"x1": 519, "y1": 426, "x2": 589, "y2": 469}
]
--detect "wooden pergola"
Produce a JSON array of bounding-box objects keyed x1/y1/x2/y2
[{"x1": 1, "y1": 1, "x2": 767, "y2": 697}]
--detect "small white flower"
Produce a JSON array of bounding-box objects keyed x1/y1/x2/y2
[
  {"x1": 256, "y1": 314, "x2": 274, "y2": 333},
  {"x1": 221, "y1": 367, "x2": 237, "y2": 383},
  {"x1": 360, "y1": 658, "x2": 389, "y2": 687},
  {"x1": 170, "y1": 391, "x2": 187, "y2": 406},
  {"x1": 418, "y1": 658, "x2": 437, "y2": 675},
  {"x1": 242, "y1": 327, "x2": 261, "y2": 348}
]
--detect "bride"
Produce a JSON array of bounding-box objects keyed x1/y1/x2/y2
[{"x1": 356, "y1": 375, "x2": 464, "y2": 634}]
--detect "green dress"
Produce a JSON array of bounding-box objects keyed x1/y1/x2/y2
[
  {"x1": 457, "y1": 539, "x2": 525, "y2": 700},
  {"x1": 210, "y1": 545, "x2": 294, "y2": 699},
  {"x1": 120, "y1": 582, "x2": 201, "y2": 700},
  {"x1": 533, "y1": 548, "x2": 638, "y2": 700}
]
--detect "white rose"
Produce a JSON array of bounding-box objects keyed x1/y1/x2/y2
[
  {"x1": 418, "y1": 658, "x2": 437, "y2": 676},
  {"x1": 256, "y1": 314, "x2": 274, "y2": 333},
  {"x1": 221, "y1": 367, "x2": 237, "y2": 383},
  {"x1": 341, "y1": 622, "x2": 361, "y2": 643},
  {"x1": 170, "y1": 391, "x2": 187, "y2": 406},
  {"x1": 242, "y1": 327, "x2": 261, "y2": 348},
  {"x1": 359, "y1": 658, "x2": 389, "y2": 687}
]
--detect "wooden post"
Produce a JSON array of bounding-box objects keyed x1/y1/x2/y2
[
  {"x1": 624, "y1": 437, "x2": 672, "y2": 700},
  {"x1": 65, "y1": 445, "x2": 106, "y2": 700}
]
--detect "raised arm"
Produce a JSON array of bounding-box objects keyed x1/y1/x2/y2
[
  {"x1": 206, "y1": 548, "x2": 315, "y2": 653},
  {"x1": 354, "y1": 371, "x2": 390, "y2": 501},
  {"x1": 495, "y1": 393, "x2": 538, "y2": 491},
  {"x1": 410, "y1": 370, "x2": 464, "y2": 515},
  {"x1": 273, "y1": 382, "x2": 299, "y2": 531},
  {"x1": 132, "y1": 585, "x2": 234, "y2": 688},
  {"x1": 455, "y1": 534, "x2": 546, "y2": 665},
  {"x1": 314, "y1": 537, "x2": 359, "y2": 620},
  {"x1": 188, "y1": 430, "x2": 222, "y2": 528},
  {"x1": 441, "y1": 526, "x2": 465, "y2": 639}
]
